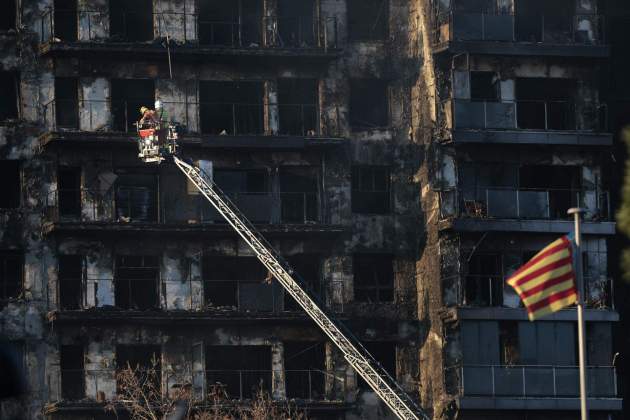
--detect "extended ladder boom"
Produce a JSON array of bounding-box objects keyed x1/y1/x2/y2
[{"x1": 173, "y1": 156, "x2": 430, "y2": 420}]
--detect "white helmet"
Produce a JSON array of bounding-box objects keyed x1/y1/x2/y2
[{"x1": 154, "y1": 100, "x2": 163, "y2": 110}]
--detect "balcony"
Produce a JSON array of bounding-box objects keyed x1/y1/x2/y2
[
  {"x1": 40, "y1": 99, "x2": 343, "y2": 150},
  {"x1": 438, "y1": 187, "x2": 615, "y2": 235},
  {"x1": 42, "y1": 188, "x2": 344, "y2": 237},
  {"x1": 443, "y1": 274, "x2": 617, "y2": 322},
  {"x1": 51, "y1": 368, "x2": 347, "y2": 409},
  {"x1": 442, "y1": 99, "x2": 611, "y2": 145},
  {"x1": 434, "y1": 12, "x2": 609, "y2": 57},
  {"x1": 38, "y1": 9, "x2": 340, "y2": 61},
  {"x1": 457, "y1": 365, "x2": 621, "y2": 410}
]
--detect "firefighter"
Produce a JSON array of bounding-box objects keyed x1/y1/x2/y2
[{"x1": 139, "y1": 106, "x2": 158, "y2": 128}]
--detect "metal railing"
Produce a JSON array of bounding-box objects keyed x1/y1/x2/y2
[
  {"x1": 42, "y1": 98, "x2": 340, "y2": 137},
  {"x1": 54, "y1": 368, "x2": 344, "y2": 402},
  {"x1": 39, "y1": 9, "x2": 338, "y2": 49},
  {"x1": 199, "y1": 191, "x2": 325, "y2": 225},
  {"x1": 442, "y1": 187, "x2": 610, "y2": 222},
  {"x1": 435, "y1": 12, "x2": 605, "y2": 45},
  {"x1": 460, "y1": 365, "x2": 617, "y2": 398},
  {"x1": 445, "y1": 99, "x2": 608, "y2": 132},
  {"x1": 451, "y1": 274, "x2": 614, "y2": 310}
]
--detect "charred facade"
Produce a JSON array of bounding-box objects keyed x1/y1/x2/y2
[{"x1": 0, "y1": 1, "x2": 625, "y2": 420}]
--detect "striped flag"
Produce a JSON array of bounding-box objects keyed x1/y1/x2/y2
[{"x1": 506, "y1": 236, "x2": 578, "y2": 321}]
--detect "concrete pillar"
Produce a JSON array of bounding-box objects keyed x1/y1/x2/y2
[
  {"x1": 271, "y1": 341, "x2": 285, "y2": 399},
  {"x1": 266, "y1": 80, "x2": 279, "y2": 135}
]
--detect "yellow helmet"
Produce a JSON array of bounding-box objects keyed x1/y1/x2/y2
[{"x1": 140, "y1": 106, "x2": 149, "y2": 115}]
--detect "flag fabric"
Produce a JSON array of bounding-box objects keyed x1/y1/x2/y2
[{"x1": 506, "y1": 236, "x2": 578, "y2": 321}]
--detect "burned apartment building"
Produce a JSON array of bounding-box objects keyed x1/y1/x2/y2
[{"x1": 0, "y1": 0, "x2": 625, "y2": 420}]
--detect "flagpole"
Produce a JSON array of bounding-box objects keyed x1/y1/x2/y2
[{"x1": 568, "y1": 207, "x2": 588, "y2": 420}]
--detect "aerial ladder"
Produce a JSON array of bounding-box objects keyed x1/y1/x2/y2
[{"x1": 136, "y1": 122, "x2": 431, "y2": 420}]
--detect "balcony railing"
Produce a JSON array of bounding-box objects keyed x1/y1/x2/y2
[
  {"x1": 460, "y1": 365, "x2": 617, "y2": 398},
  {"x1": 42, "y1": 99, "x2": 340, "y2": 137},
  {"x1": 435, "y1": 12, "x2": 605, "y2": 45},
  {"x1": 54, "y1": 368, "x2": 344, "y2": 402},
  {"x1": 39, "y1": 9, "x2": 338, "y2": 49},
  {"x1": 445, "y1": 99, "x2": 608, "y2": 132},
  {"x1": 440, "y1": 188, "x2": 610, "y2": 222},
  {"x1": 45, "y1": 188, "x2": 335, "y2": 226},
  {"x1": 450, "y1": 274, "x2": 614, "y2": 310}
]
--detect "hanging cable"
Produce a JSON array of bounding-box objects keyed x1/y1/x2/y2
[{"x1": 156, "y1": 0, "x2": 173, "y2": 79}]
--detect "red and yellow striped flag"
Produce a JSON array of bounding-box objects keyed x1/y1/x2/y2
[{"x1": 506, "y1": 236, "x2": 578, "y2": 321}]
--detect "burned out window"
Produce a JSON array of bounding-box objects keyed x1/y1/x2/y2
[
  {"x1": 347, "y1": 0, "x2": 388, "y2": 41},
  {"x1": 0, "y1": 160, "x2": 20, "y2": 209},
  {"x1": 353, "y1": 254, "x2": 393, "y2": 303},
  {"x1": 203, "y1": 169, "x2": 271, "y2": 223},
  {"x1": 515, "y1": 0, "x2": 575, "y2": 43},
  {"x1": 349, "y1": 79, "x2": 389, "y2": 129},
  {"x1": 202, "y1": 256, "x2": 270, "y2": 310},
  {"x1": 115, "y1": 174, "x2": 158, "y2": 222},
  {"x1": 54, "y1": 78, "x2": 78, "y2": 129},
  {"x1": 278, "y1": 79, "x2": 318, "y2": 136},
  {"x1": 61, "y1": 345, "x2": 85, "y2": 400},
  {"x1": 0, "y1": 0, "x2": 16, "y2": 31},
  {"x1": 57, "y1": 167, "x2": 81, "y2": 218},
  {"x1": 499, "y1": 321, "x2": 519, "y2": 365},
  {"x1": 279, "y1": 167, "x2": 319, "y2": 223},
  {"x1": 284, "y1": 255, "x2": 321, "y2": 311},
  {"x1": 351, "y1": 166, "x2": 390, "y2": 214},
  {"x1": 284, "y1": 342, "x2": 325, "y2": 399},
  {"x1": 465, "y1": 254, "x2": 503, "y2": 306},
  {"x1": 198, "y1": 0, "x2": 262, "y2": 46},
  {"x1": 358, "y1": 342, "x2": 396, "y2": 390},
  {"x1": 277, "y1": 0, "x2": 316, "y2": 47},
  {"x1": 111, "y1": 79, "x2": 155, "y2": 132},
  {"x1": 54, "y1": 0, "x2": 78, "y2": 41},
  {"x1": 470, "y1": 72, "x2": 500, "y2": 102},
  {"x1": 0, "y1": 72, "x2": 19, "y2": 121},
  {"x1": 0, "y1": 251, "x2": 23, "y2": 301},
  {"x1": 205, "y1": 345, "x2": 271, "y2": 399},
  {"x1": 199, "y1": 81, "x2": 264, "y2": 135},
  {"x1": 516, "y1": 78, "x2": 577, "y2": 130},
  {"x1": 519, "y1": 165, "x2": 581, "y2": 219},
  {"x1": 116, "y1": 345, "x2": 161, "y2": 393},
  {"x1": 109, "y1": 0, "x2": 153, "y2": 42},
  {"x1": 59, "y1": 255, "x2": 83, "y2": 310},
  {"x1": 114, "y1": 255, "x2": 159, "y2": 310}
]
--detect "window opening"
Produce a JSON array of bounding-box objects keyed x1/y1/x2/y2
[
  {"x1": 55, "y1": 77, "x2": 78, "y2": 129},
  {"x1": 516, "y1": 77, "x2": 577, "y2": 130},
  {"x1": 0, "y1": 72, "x2": 19, "y2": 121},
  {"x1": 59, "y1": 255, "x2": 83, "y2": 310},
  {"x1": 58, "y1": 167, "x2": 81, "y2": 218},
  {"x1": 276, "y1": 0, "x2": 316, "y2": 47},
  {"x1": 0, "y1": 160, "x2": 20, "y2": 209},
  {"x1": 116, "y1": 345, "x2": 161, "y2": 393},
  {"x1": 465, "y1": 254, "x2": 503, "y2": 306},
  {"x1": 114, "y1": 255, "x2": 159, "y2": 310},
  {"x1": 358, "y1": 342, "x2": 395, "y2": 390},
  {"x1": 54, "y1": 0, "x2": 78, "y2": 41},
  {"x1": 61, "y1": 345, "x2": 85, "y2": 399},
  {"x1": 353, "y1": 254, "x2": 394, "y2": 303},
  {"x1": 278, "y1": 79, "x2": 318, "y2": 135},
  {"x1": 115, "y1": 174, "x2": 158, "y2": 222},
  {"x1": 349, "y1": 79, "x2": 389, "y2": 129},
  {"x1": 470, "y1": 72, "x2": 500, "y2": 102},
  {"x1": 279, "y1": 167, "x2": 319, "y2": 223},
  {"x1": 109, "y1": 0, "x2": 153, "y2": 41},
  {"x1": 199, "y1": 81, "x2": 264, "y2": 135},
  {"x1": 111, "y1": 79, "x2": 155, "y2": 132},
  {"x1": 205, "y1": 345, "x2": 271, "y2": 399},
  {"x1": 351, "y1": 166, "x2": 390, "y2": 214},
  {"x1": 0, "y1": 251, "x2": 22, "y2": 301},
  {"x1": 284, "y1": 341, "x2": 325, "y2": 399},
  {"x1": 347, "y1": 0, "x2": 388, "y2": 41}
]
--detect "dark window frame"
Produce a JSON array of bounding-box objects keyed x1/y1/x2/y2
[
  {"x1": 0, "y1": 160, "x2": 21, "y2": 209},
  {"x1": 349, "y1": 79, "x2": 390, "y2": 130},
  {"x1": 0, "y1": 71, "x2": 20, "y2": 122},
  {"x1": 347, "y1": 0, "x2": 389, "y2": 41},
  {"x1": 351, "y1": 166, "x2": 391, "y2": 214},
  {"x1": 353, "y1": 254, "x2": 394, "y2": 303},
  {"x1": 0, "y1": 251, "x2": 23, "y2": 301}
]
